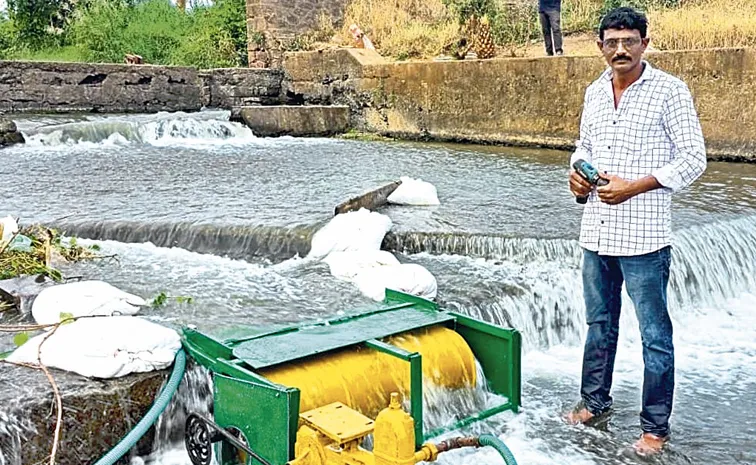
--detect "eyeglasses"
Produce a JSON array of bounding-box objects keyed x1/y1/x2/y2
[{"x1": 601, "y1": 37, "x2": 642, "y2": 50}]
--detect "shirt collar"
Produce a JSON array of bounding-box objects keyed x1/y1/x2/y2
[
  {"x1": 601, "y1": 59, "x2": 655, "y2": 83},
  {"x1": 599, "y1": 60, "x2": 654, "y2": 101}
]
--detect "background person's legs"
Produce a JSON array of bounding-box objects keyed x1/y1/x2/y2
[
  {"x1": 539, "y1": 11, "x2": 554, "y2": 55},
  {"x1": 545, "y1": 9, "x2": 563, "y2": 55}
]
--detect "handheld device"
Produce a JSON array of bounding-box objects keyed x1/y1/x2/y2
[{"x1": 572, "y1": 159, "x2": 608, "y2": 204}]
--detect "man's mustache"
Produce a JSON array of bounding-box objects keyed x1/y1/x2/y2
[{"x1": 613, "y1": 55, "x2": 631, "y2": 62}]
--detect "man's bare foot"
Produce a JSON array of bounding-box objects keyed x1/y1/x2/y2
[
  {"x1": 564, "y1": 406, "x2": 595, "y2": 425},
  {"x1": 632, "y1": 433, "x2": 668, "y2": 456}
]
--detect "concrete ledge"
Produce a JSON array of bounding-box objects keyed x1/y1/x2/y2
[
  {"x1": 334, "y1": 181, "x2": 401, "y2": 215},
  {"x1": 238, "y1": 105, "x2": 350, "y2": 137},
  {"x1": 0, "y1": 60, "x2": 201, "y2": 113},
  {"x1": 283, "y1": 48, "x2": 386, "y2": 83},
  {"x1": 0, "y1": 363, "x2": 167, "y2": 464}
]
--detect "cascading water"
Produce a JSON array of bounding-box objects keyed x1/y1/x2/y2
[
  {"x1": 407, "y1": 215, "x2": 756, "y2": 351},
  {"x1": 21, "y1": 111, "x2": 256, "y2": 147},
  {"x1": 137, "y1": 362, "x2": 216, "y2": 465},
  {"x1": 50, "y1": 220, "x2": 321, "y2": 263},
  {"x1": 0, "y1": 410, "x2": 34, "y2": 465}
]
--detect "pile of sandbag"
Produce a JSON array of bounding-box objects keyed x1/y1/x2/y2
[
  {"x1": 307, "y1": 208, "x2": 438, "y2": 302},
  {"x1": 7, "y1": 316, "x2": 181, "y2": 378},
  {"x1": 7, "y1": 280, "x2": 180, "y2": 379},
  {"x1": 387, "y1": 176, "x2": 440, "y2": 206}
]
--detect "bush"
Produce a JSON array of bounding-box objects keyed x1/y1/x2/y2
[
  {"x1": 6, "y1": 0, "x2": 75, "y2": 49},
  {"x1": 64, "y1": 0, "x2": 247, "y2": 67},
  {"x1": 490, "y1": 1, "x2": 540, "y2": 45},
  {"x1": 70, "y1": 0, "x2": 189, "y2": 64},
  {"x1": 176, "y1": 0, "x2": 248, "y2": 67},
  {"x1": 0, "y1": 16, "x2": 18, "y2": 59}
]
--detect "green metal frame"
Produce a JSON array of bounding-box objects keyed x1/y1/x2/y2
[
  {"x1": 182, "y1": 328, "x2": 302, "y2": 465},
  {"x1": 214, "y1": 374, "x2": 299, "y2": 465},
  {"x1": 180, "y1": 289, "x2": 522, "y2": 464},
  {"x1": 364, "y1": 339, "x2": 424, "y2": 449},
  {"x1": 451, "y1": 312, "x2": 522, "y2": 410}
]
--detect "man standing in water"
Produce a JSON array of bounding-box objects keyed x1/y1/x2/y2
[{"x1": 566, "y1": 6, "x2": 707, "y2": 456}]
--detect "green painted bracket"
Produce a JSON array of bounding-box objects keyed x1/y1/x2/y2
[
  {"x1": 181, "y1": 327, "x2": 277, "y2": 387},
  {"x1": 384, "y1": 289, "x2": 437, "y2": 311},
  {"x1": 449, "y1": 312, "x2": 522, "y2": 411},
  {"x1": 224, "y1": 301, "x2": 417, "y2": 345},
  {"x1": 214, "y1": 373, "x2": 300, "y2": 465},
  {"x1": 365, "y1": 339, "x2": 424, "y2": 449}
]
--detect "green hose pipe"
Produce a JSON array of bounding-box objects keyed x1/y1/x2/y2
[
  {"x1": 478, "y1": 434, "x2": 518, "y2": 465},
  {"x1": 93, "y1": 348, "x2": 187, "y2": 465}
]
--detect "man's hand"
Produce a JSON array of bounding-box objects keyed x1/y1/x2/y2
[
  {"x1": 597, "y1": 174, "x2": 638, "y2": 205},
  {"x1": 569, "y1": 170, "x2": 592, "y2": 198}
]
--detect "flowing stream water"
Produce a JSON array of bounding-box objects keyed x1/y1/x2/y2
[{"x1": 1, "y1": 110, "x2": 755, "y2": 465}]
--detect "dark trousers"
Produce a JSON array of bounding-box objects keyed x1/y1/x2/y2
[
  {"x1": 539, "y1": 9, "x2": 563, "y2": 55},
  {"x1": 581, "y1": 247, "x2": 675, "y2": 437}
]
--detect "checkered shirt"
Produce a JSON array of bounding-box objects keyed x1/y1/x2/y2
[{"x1": 570, "y1": 61, "x2": 707, "y2": 256}]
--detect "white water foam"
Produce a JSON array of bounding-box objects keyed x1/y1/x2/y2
[{"x1": 23, "y1": 111, "x2": 258, "y2": 148}]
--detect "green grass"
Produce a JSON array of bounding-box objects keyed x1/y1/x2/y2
[
  {"x1": 9, "y1": 45, "x2": 88, "y2": 62},
  {"x1": 0, "y1": 0, "x2": 248, "y2": 68}
]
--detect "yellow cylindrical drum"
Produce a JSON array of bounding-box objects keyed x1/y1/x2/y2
[{"x1": 259, "y1": 325, "x2": 477, "y2": 419}]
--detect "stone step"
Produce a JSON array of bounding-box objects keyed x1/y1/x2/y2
[{"x1": 236, "y1": 105, "x2": 350, "y2": 137}]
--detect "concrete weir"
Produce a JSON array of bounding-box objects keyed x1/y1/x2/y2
[
  {"x1": 237, "y1": 105, "x2": 351, "y2": 137},
  {"x1": 0, "y1": 363, "x2": 167, "y2": 464}
]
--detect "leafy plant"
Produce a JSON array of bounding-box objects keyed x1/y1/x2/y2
[
  {"x1": 151, "y1": 291, "x2": 168, "y2": 308},
  {"x1": 151, "y1": 291, "x2": 193, "y2": 307}
]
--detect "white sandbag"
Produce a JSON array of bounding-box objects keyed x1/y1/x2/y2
[
  {"x1": 323, "y1": 250, "x2": 400, "y2": 281},
  {"x1": 7, "y1": 316, "x2": 181, "y2": 378},
  {"x1": 387, "y1": 176, "x2": 440, "y2": 206},
  {"x1": 0, "y1": 216, "x2": 19, "y2": 244},
  {"x1": 353, "y1": 263, "x2": 438, "y2": 301},
  {"x1": 32, "y1": 280, "x2": 147, "y2": 325},
  {"x1": 308, "y1": 209, "x2": 393, "y2": 259}
]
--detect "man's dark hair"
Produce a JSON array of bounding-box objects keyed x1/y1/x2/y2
[{"x1": 599, "y1": 7, "x2": 648, "y2": 40}]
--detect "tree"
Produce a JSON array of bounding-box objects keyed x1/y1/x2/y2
[{"x1": 7, "y1": 0, "x2": 77, "y2": 48}]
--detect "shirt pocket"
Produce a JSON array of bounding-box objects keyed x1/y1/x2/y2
[
  {"x1": 618, "y1": 103, "x2": 666, "y2": 170},
  {"x1": 622, "y1": 103, "x2": 665, "y2": 146}
]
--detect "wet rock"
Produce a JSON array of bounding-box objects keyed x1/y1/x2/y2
[
  {"x1": 0, "y1": 117, "x2": 25, "y2": 147},
  {"x1": 0, "y1": 363, "x2": 168, "y2": 465}
]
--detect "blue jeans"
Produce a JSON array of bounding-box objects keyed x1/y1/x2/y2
[{"x1": 580, "y1": 246, "x2": 674, "y2": 437}]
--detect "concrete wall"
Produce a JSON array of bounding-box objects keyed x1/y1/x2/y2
[
  {"x1": 0, "y1": 364, "x2": 166, "y2": 465},
  {"x1": 246, "y1": 0, "x2": 349, "y2": 67},
  {"x1": 0, "y1": 61, "x2": 201, "y2": 113},
  {"x1": 0, "y1": 61, "x2": 283, "y2": 114},
  {"x1": 283, "y1": 47, "x2": 756, "y2": 160},
  {"x1": 200, "y1": 67, "x2": 283, "y2": 108}
]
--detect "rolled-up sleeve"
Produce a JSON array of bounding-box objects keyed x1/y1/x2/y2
[
  {"x1": 570, "y1": 89, "x2": 594, "y2": 167},
  {"x1": 652, "y1": 82, "x2": 707, "y2": 192}
]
